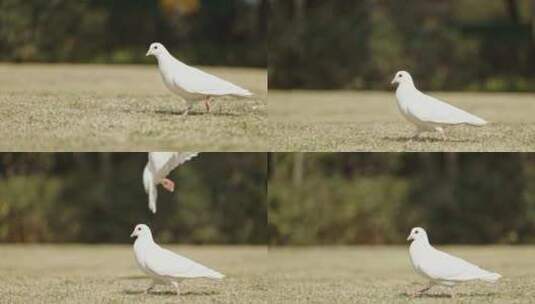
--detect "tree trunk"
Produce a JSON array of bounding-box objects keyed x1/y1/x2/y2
[
  {"x1": 504, "y1": 0, "x2": 519, "y2": 24},
  {"x1": 258, "y1": 0, "x2": 268, "y2": 38},
  {"x1": 532, "y1": 0, "x2": 535, "y2": 40}
]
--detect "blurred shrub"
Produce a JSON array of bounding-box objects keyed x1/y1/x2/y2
[
  {"x1": 269, "y1": 153, "x2": 535, "y2": 245},
  {"x1": 269, "y1": 0, "x2": 535, "y2": 91},
  {"x1": 0, "y1": 153, "x2": 267, "y2": 244},
  {"x1": 0, "y1": 0, "x2": 267, "y2": 67}
]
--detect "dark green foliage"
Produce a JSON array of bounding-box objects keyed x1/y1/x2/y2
[
  {"x1": 269, "y1": 0, "x2": 535, "y2": 91},
  {"x1": 0, "y1": 153, "x2": 267, "y2": 244},
  {"x1": 0, "y1": 0, "x2": 266, "y2": 66},
  {"x1": 269, "y1": 153, "x2": 535, "y2": 245}
]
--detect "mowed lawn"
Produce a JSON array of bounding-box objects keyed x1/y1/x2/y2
[
  {"x1": 267, "y1": 246, "x2": 535, "y2": 304},
  {"x1": 0, "y1": 245, "x2": 268, "y2": 304},
  {"x1": 269, "y1": 91, "x2": 535, "y2": 151},
  {"x1": 0, "y1": 64, "x2": 267, "y2": 151}
]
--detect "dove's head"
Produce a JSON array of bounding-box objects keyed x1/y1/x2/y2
[
  {"x1": 146, "y1": 42, "x2": 167, "y2": 57},
  {"x1": 391, "y1": 71, "x2": 413, "y2": 86},
  {"x1": 407, "y1": 227, "x2": 428, "y2": 242},
  {"x1": 130, "y1": 224, "x2": 152, "y2": 238}
]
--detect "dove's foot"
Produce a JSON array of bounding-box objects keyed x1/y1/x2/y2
[
  {"x1": 435, "y1": 127, "x2": 447, "y2": 141},
  {"x1": 408, "y1": 291, "x2": 422, "y2": 298},
  {"x1": 172, "y1": 281, "x2": 181, "y2": 297},
  {"x1": 409, "y1": 285, "x2": 433, "y2": 297},
  {"x1": 145, "y1": 282, "x2": 156, "y2": 294},
  {"x1": 161, "y1": 178, "x2": 175, "y2": 192},
  {"x1": 182, "y1": 106, "x2": 192, "y2": 116},
  {"x1": 204, "y1": 98, "x2": 211, "y2": 113}
]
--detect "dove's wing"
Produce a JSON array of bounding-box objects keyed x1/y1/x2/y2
[
  {"x1": 421, "y1": 247, "x2": 498, "y2": 282},
  {"x1": 170, "y1": 62, "x2": 252, "y2": 97},
  {"x1": 146, "y1": 246, "x2": 224, "y2": 279},
  {"x1": 409, "y1": 91, "x2": 487, "y2": 126},
  {"x1": 148, "y1": 152, "x2": 199, "y2": 182},
  {"x1": 148, "y1": 183, "x2": 158, "y2": 213}
]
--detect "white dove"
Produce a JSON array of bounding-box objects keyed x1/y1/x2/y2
[
  {"x1": 392, "y1": 71, "x2": 487, "y2": 140},
  {"x1": 146, "y1": 42, "x2": 253, "y2": 116},
  {"x1": 143, "y1": 152, "x2": 198, "y2": 213},
  {"x1": 407, "y1": 227, "x2": 501, "y2": 297},
  {"x1": 130, "y1": 224, "x2": 224, "y2": 296}
]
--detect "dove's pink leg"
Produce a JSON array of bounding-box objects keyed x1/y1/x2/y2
[
  {"x1": 410, "y1": 284, "x2": 433, "y2": 297},
  {"x1": 204, "y1": 98, "x2": 211, "y2": 112},
  {"x1": 171, "y1": 281, "x2": 181, "y2": 296},
  {"x1": 161, "y1": 178, "x2": 175, "y2": 192},
  {"x1": 145, "y1": 281, "x2": 156, "y2": 294},
  {"x1": 436, "y1": 127, "x2": 446, "y2": 141}
]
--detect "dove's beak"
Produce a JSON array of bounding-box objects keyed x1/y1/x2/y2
[
  {"x1": 130, "y1": 231, "x2": 136, "y2": 238},
  {"x1": 145, "y1": 50, "x2": 151, "y2": 57},
  {"x1": 406, "y1": 234, "x2": 413, "y2": 241},
  {"x1": 391, "y1": 78, "x2": 397, "y2": 85}
]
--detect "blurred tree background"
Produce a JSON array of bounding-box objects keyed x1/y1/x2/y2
[
  {"x1": 0, "y1": 153, "x2": 267, "y2": 244},
  {"x1": 269, "y1": 0, "x2": 535, "y2": 91},
  {"x1": 0, "y1": 0, "x2": 267, "y2": 67},
  {"x1": 269, "y1": 153, "x2": 535, "y2": 245}
]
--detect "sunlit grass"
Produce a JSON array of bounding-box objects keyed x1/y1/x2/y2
[
  {"x1": 0, "y1": 64, "x2": 267, "y2": 151},
  {"x1": 267, "y1": 246, "x2": 535, "y2": 303},
  {"x1": 268, "y1": 90, "x2": 535, "y2": 151},
  {"x1": 0, "y1": 245, "x2": 268, "y2": 304}
]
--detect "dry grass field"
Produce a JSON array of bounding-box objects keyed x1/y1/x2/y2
[
  {"x1": 0, "y1": 245, "x2": 268, "y2": 304},
  {"x1": 268, "y1": 90, "x2": 535, "y2": 151},
  {"x1": 267, "y1": 246, "x2": 535, "y2": 304},
  {"x1": 1, "y1": 245, "x2": 533, "y2": 303},
  {"x1": 0, "y1": 64, "x2": 267, "y2": 151}
]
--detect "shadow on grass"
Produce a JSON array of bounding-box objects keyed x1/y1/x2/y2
[
  {"x1": 123, "y1": 289, "x2": 219, "y2": 297},
  {"x1": 152, "y1": 109, "x2": 241, "y2": 117},
  {"x1": 400, "y1": 291, "x2": 498, "y2": 299},
  {"x1": 382, "y1": 136, "x2": 476, "y2": 144},
  {"x1": 117, "y1": 275, "x2": 148, "y2": 280}
]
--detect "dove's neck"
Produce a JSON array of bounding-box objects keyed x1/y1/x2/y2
[
  {"x1": 397, "y1": 80, "x2": 417, "y2": 93},
  {"x1": 156, "y1": 51, "x2": 188, "y2": 70},
  {"x1": 134, "y1": 233, "x2": 155, "y2": 249},
  {"x1": 410, "y1": 237, "x2": 431, "y2": 252}
]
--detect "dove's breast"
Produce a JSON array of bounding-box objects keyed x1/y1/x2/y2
[
  {"x1": 409, "y1": 243, "x2": 434, "y2": 279},
  {"x1": 396, "y1": 87, "x2": 439, "y2": 130},
  {"x1": 158, "y1": 63, "x2": 205, "y2": 101},
  {"x1": 134, "y1": 241, "x2": 159, "y2": 278}
]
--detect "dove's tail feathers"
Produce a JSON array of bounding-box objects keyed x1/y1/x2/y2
[
  {"x1": 465, "y1": 115, "x2": 488, "y2": 127},
  {"x1": 479, "y1": 272, "x2": 501, "y2": 283},
  {"x1": 197, "y1": 268, "x2": 224, "y2": 280},
  {"x1": 204, "y1": 267, "x2": 225, "y2": 280},
  {"x1": 208, "y1": 271, "x2": 225, "y2": 280},
  {"x1": 233, "y1": 88, "x2": 253, "y2": 97},
  {"x1": 188, "y1": 262, "x2": 225, "y2": 279}
]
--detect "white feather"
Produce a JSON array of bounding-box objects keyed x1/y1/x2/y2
[
  {"x1": 392, "y1": 71, "x2": 487, "y2": 134},
  {"x1": 131, "y1": 224, "x2": 224, "y2": 293},
  {"x1": 408, "y1": 227, "x2": 501, "y2": 288},
  {"x1": 146, "y1": 42, "x2": 252, "y2": 114},
  {"x1": 142, "y1": 152, "x2": 198, "y2": 213}
]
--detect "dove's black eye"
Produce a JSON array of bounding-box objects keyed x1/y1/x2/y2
[
  {"x1": 415, "y1": 231, "x2": 418, "y2": 234},
  {"x1": 138, "y1": 227, "x2": 141, "y2": 231},
  {"x1": 154, "y1": 46, "x2": 158, "y2": 49},
  {"x1": 399, "y1": 74, "x2": 403, "y2": 78}
]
